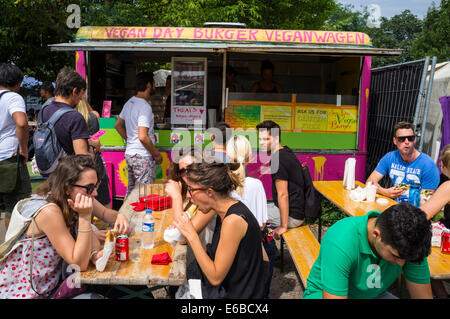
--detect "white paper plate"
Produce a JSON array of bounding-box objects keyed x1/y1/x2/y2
[{"x1": 376, "y1": 198, "x2": 389, "y2": 205}]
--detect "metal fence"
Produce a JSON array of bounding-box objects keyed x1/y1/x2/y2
[{"x1": 366, "y1": 58, "x2": 429, "y2": 187}]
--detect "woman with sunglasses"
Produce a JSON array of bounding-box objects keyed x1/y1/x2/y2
[
  {"x1": 165, "y1": 155, "x2": 268, "y2": 299},
  {"x1": 0, "y1": 155, "x2": 127, "y2": 298}
]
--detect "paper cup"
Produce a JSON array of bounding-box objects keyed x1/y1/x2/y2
[{"x1": 366, "y1": 186, "x2": 377, "y2": 202}]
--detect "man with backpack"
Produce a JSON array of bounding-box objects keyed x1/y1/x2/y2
[
  {"x1": 34, "y1": 68, "x2": 129, "y2": 242},
  {"x1": 256, "y1": 120, "x2": 319, "y2": 239},
  {"x1": 0, "y1": 63, "x2": 31, "y2": 230}
]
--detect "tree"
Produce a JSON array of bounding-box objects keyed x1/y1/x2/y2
[
  {"x1": 1, "y1": 0, "x2": 337, "y2": 83},
  {"x1": 411, "y1": 0, "x2": 450, "y2": 63}
]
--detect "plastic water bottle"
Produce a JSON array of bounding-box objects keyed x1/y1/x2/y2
[
  {"x1": 408, "y1": 183, "x2": 421, "y2": 207},
  {"x1": 142, "y1": 209, "x2": 155, "y2": 249}
]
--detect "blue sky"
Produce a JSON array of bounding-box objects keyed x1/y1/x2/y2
[{"x1": 337, "y1": 0, "x2": 439, "y2": 18}]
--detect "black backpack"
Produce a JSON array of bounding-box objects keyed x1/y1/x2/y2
[
  {"x1": 284, "y1": 147, "x2": 322, "y2": 219},
  {"x1": 300, "y1": 163, "x2": 322, "y2": 218}
]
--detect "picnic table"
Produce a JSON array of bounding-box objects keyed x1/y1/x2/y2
[
  {"x1": 80, "y1": 184, "x2": 187, "y2": 297},
  {"x1": 313, "y1": 180, "x2": 450, "y2": 280},
  {"x1": 313, "y1": 180, "x2": 397, "y2": 217}
]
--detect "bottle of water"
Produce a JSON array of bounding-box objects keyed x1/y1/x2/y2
[
  {"x1": 142, "y1": 209, "x2": 155, "y2": 249},
  {"x1": 408, "y1": 183, "x2": 421, "y2": 207}
]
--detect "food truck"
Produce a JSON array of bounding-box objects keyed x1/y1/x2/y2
[{"x1": 50, "y1": 25, "x2": 402, "y2": 200}]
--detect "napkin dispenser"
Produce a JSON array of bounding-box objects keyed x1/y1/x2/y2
[{"x1": 343, "y1": 157, "x2": 356, "y2": 190}]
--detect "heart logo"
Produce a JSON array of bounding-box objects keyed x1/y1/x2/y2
[{"x1": 199, "y1": 109, "x2": 204, "y2": 114}]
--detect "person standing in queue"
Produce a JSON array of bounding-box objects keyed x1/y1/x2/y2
[
  {"x1": 115, "y1": 72, "x2": 162, "y2": 197},
  {"x1": 0, "y1": 63, "x2": 31, "y2": 230}
]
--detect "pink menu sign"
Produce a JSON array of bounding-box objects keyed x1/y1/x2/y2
[{"x1": 102, "y1": 100, "x2": 112, "y2": 118}]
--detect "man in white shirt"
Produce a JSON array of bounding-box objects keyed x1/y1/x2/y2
[
  {"x1": 115, "y1": 72, "x2": 162, "y2": 196},
  {"x1": 0, "y1": 63, "x2": 31, "y2": 229}
]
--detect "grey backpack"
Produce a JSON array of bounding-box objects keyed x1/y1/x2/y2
[{"x1": 33, "y1": 104, "x2": 76, "y2": 176}]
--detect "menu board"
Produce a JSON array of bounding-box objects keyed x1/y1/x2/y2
[
  {"x1": 171, "y1": 57, "x2": 207, "y2": 125},
  {"x1": 260, "y1": 105, "x2": 293, "y2": 131},
  {"x1": 226, "y1": 101, "x2": 358, "y2": 133},
  {"x1": 225, "y1": 105, "x2": 261, "y2": 130},
  {"x1": 294, "y1": 105, "x2": 358, "y2": 133}
]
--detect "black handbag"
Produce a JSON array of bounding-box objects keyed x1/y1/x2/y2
[{"x1": 0, "y1": 147, "x2": 20, "y2": 193}]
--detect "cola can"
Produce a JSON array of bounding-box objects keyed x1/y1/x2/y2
[
  {"x1": 441, "y1": 229, "x2": 450, "y2": 254},
  {"x1": 116, "y1": 235, "x2": 129, "y2": 261}
]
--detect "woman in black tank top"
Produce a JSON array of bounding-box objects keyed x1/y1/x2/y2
[{"x1": 165, "y1": 157, "x2": 268, "y2": 298}]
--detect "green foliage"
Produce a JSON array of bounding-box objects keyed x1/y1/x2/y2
[
  {"x1": 305, "y1": 198, "x2": 347, "y2": 227},
  {"x1": 410, "y1": 0, "x2": 450, "y2": 63},
  {"x1": 1, "y1": 0, "x2": 336, "y2": 82},
  {"x1": 1, "y1": 0, "x2": 448, "y2": 83}
]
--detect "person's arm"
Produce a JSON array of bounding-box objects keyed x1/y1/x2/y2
[
  {"x1": 138, "y1": 126, "x2": 162, "y2": 164},
  {"x1": 190, "y1": 209, "x2": 217, "y2": 234},
  {"x1": 274, "y1": 179, "x2": 289, "y2": 240},
  {"x1": 250, "y1": 82, "x2": 259, "y2": 93},
  {"x1": 405, "y1": 279, "x2": 433, "y2": 299},
  {"x1": 420, "y1": 181, "x2": 450, "y2": 220},
  {"x1": 323, "y1": 291, "x2": 348, "y2": 299},
  {"x1": 366, "y1": 170, "x2": 404, "y2": 199},
  {"x1": 275, "y1": 82, "x2": 283, "y2": 94},
  {"x1": 175, "y1": 211, "x2": 246, "y2": 286},
  {"x1": 114, "y1": 117, "x2": 127, "y2": 141},
  {"x1": 73, "y1": 138, "x2": 95, "y2": 160},
  {"x1": 12, "y1": 111, "x2": 29, "y2": 163},
  {"x1": 34, "y1": 193, "x2": 93, "y2": 271},
  {"x1": 92, "y1": 199, "x2": 131, "y2": 235}
]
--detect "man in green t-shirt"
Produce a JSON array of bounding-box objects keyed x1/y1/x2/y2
[{"x1": 303, "y1": 203, "x2": 433, "y2": 299}]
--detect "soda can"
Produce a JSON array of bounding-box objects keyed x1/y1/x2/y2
[
  {"x1": 116, "y1": 235, "x2": 129, "y2": 261},
  {"x1": 441, "y1": 229, "x2": 450, "y2": 254}
]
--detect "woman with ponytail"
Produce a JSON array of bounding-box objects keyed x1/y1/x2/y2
[
  {"x1": 165, "y1": 153, "x2": 268, "y2": 299},
  {"x1": 226, "y1": 135, "x2": 277, "y2": 299}
]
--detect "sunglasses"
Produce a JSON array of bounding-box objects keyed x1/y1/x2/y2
[
  {"x1": 71, "y1": 181, "x2": 101, "y2": 195},
  {"x1": 396, "y1": 135, "x2": 416, "y2": 143}
]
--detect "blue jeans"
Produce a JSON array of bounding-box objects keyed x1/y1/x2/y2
[{"x1": 263, "y1": 239, "x2": 279, "y2": 299}]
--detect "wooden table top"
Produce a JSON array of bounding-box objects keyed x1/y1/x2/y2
[
  {"x1": 80, "y1": 184, "x2": 187, "y2": 286},
  {"x1": 313, "y1": 180, "x2": 450, "y2": 280},
  {"x1": 313, "y1": 180, "x2": 397, "y2": 217}
]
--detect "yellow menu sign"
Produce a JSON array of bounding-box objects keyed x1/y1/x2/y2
[
  {"x1": 294, "y1": 105, "x2": 357, "y2": 133},
  {"x1": 261, "y1": 106, "x2": 293, "y2": 131}
]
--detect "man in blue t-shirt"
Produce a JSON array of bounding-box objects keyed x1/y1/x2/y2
[{"x1": 367, "y1": 121, "x2": 439, "y2": 201}]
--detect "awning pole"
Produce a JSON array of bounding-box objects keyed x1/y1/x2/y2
[
  {"x1": 419, "y1": 56, "x2": 437, "y2": 152},
  {"x1": 221, "y1": 50, "x2": 227, "y2": 122}
]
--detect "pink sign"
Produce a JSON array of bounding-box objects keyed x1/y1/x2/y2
[
  {"x1": 102, "y1": 100, "x2": 112, "y2": 118},
  {"x1": 171, "y1": 106, "x2": 206, "y2": 125}
]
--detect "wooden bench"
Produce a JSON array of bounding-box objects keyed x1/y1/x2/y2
[{"x1": 280, "y1": 225, "x2": 320, "y2": 288}]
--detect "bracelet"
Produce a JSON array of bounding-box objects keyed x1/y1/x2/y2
[{"x1": 78, "y1": 228, "x2": 92, "y2": 233}]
